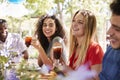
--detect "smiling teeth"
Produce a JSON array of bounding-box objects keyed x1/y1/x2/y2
[
  {"x1": 45, "y1": 31, "x2": 51, "y2": 33},
  {"x1": 73, "y1": 28, "x2": 79, "y2": 31},
  {"x1": 109, "y1": 39, "x2": 116, "y2": 42}
]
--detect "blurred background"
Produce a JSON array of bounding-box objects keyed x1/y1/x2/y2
[{"x1": 0, "y1": 0, "x2": 112, "y2": 57}]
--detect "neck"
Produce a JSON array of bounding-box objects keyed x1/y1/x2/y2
[
  {"x1": 47, "y1": 37, "x2": 51, "y2": 42},
  {"x1": 76, "y1": 36, "x2": 84, "y2": 47}
]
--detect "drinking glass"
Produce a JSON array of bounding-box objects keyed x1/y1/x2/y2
[
  {"x1": 53, "y1": 45, "x2": 62, "y2": 67},
  {"x1": 25, "y1": 36, "x2": 32, "y2": 47}
]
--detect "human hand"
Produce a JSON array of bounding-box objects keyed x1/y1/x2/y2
[{"x1": 31, "y1": 37, "x2": 41, "y2": 49}]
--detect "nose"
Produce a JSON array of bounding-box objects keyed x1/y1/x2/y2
[
  {"x1": 72, "y1": 22, "x2": 78, "y2": 27},
  {"x1": 44, "y1": 24, "x2": 50, "y2": 29},
  {"x1": 106, "y1": 27, "x2": 114, "y2": 36},
  {"x1": 46, "y1": 26, "x2": 49, "y2": 29}
]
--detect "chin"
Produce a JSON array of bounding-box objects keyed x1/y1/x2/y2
[{"x1": 111, "y1": 45, "x2": 120, "y2": 50}]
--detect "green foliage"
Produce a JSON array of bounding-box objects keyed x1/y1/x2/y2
[
  {"x1": 0, "y1": 71, "x2": 4, "y2": 80},
  {"x1": 54, "y1": 0, "x2": 64, "y2": 3},
  {"x1": 0, "y1": 55, "x2": 9, "y2": 77},
  {"x1": 1, "y1": 0, "x2": 111, "y2": 50},
  {"x1": 0, "y1": 0, "x2": 4, "y2": 3},
  {"x1": 0, "y1": 59, "x2": 41, "y2": 80},
  {"x1": 16, "y1": 60, "x2": 40, "y2": 80},
  {"x1": 0, "y1": 56, "x2": 9, "y2": 64},
  {"x1": 24, "y1": 0, "x2": 54, "y2": 17},
  {"x1": 26, "y1": 0, "x2": 37, "y2": 3}
]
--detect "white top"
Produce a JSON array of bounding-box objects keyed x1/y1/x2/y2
[{"x1": 0, "y1": 33, "x2": 27, "y2": 63}]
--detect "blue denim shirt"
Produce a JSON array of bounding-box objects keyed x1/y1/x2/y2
[{"x1": 99, "y1": 46, "x2": 120, "y2": 80}]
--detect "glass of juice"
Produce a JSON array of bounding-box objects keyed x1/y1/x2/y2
[{"x1": 25, "y1": 36, "x2": 32, "y2": 47}]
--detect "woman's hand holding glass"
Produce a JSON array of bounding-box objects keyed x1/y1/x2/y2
[
  {"x1": 31, "y1": 37, "x2": 42, "y2": 50},
  {"x1": 25, "y1": 36, "x2": 32, "y2": 47},
  {"x1": 52, "y1": 44, "x2": 62, "y2": 68}
]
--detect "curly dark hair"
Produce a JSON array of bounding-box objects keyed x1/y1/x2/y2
[
  {"x1": 110, "y1": 0, "x2": 120, "y2": 15},
  {"x1": 35, "y1": 14, "x2": 66, "y2": 53}
]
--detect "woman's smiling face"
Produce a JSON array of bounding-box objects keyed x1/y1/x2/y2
[
  {"x1": 71, "y1": 12, "x2": 85, "y2": 37},
  {"x1": 42, "y1": 18, "x2": 56, "y2": 39}
]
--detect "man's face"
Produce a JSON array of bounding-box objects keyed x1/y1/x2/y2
[
  {"x1": 107, "y1": 15, "x2": 120, "y2": 49},
  {"x1": 0, "y1": 22, "x2": 8, "y2": 39}
]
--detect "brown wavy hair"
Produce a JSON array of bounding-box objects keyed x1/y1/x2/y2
[{"x1": 35, "y1": 14, "x2": 66, "y2": 53}]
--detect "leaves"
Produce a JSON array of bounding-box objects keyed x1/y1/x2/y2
[{"x1": 0, "y1": 56, "x2": 9, "y2": 64}]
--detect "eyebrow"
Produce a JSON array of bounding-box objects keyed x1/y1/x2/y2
[
  {"x1": 43, "y1": 22, "x2": 54, "y2": 24},
  {"x1": 73, "y1": 19, "x2": 84, "y2": 22},
  {"x1": 112, "y1": 24, "x2": 120, "y2": 29}
]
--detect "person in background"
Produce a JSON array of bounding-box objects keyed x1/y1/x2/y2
[
  {"x1": 68, "y1": 10, "x2": 104, "y2": 80},
  {"x1": 0, "y1": 19, "x2": 28, "y2": 63},
  {"x1": 31, "y1": 14, "x2": 67, "y2": 68},
  {"x1": 99, "y1": 0, "x2": 120, "y2": 80}
]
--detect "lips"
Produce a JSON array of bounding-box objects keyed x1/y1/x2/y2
[
  {"x1": 43, "y1": 30, "x2": 53, "y2": 37},
  {"x1": 72, "y1": 27, "x2": 79, "y2": 31},
  {"x1": 110, "y1": 39, "x2": 116, "y2": 42},
  {"x1": 44, "y1": 30, "x2": 52, "y2": 34},
  {"x1": 109, "y1": 38, "x2": 117, "y2": 44}
]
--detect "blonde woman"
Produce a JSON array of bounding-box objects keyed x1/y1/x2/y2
[{"x1": 68, "y1": 10, "x2": 104, "y2": 80}]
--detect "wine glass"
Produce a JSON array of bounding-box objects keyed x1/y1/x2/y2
[{"x1": 53, "y1": 45, "x2": 62, "y2": 67}]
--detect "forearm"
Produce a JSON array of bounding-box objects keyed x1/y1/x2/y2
[
  {"x1": 38, "y1": 56, "x2": 43, "y2": 67},
  {"x1": 31, "y1": 38, "x2": 53, "y2": 69},
  {"x1": 91, "y1": 64, "x2": 101, "y2": 80},
  {"x1": 37, "y1": 45, "x2": 53, "y2": 69}
]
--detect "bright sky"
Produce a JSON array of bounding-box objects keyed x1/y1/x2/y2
[{"x1": 0, "y1": 3, "x2": 31, "y2": 18}]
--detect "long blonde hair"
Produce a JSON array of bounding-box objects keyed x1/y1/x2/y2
[{"x1": 69, "y1": 10, "x2": 97, "y2": 69}]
